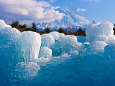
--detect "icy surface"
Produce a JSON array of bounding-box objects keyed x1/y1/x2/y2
[
  {"x1": 0, "y1": 27, "x2": 21, "y2": 70},
  {"x1": 86, "y1": 22, "x2": 114, "y2": 43},
  {"x1": 77, "y1": 36, "x2": 88, "y2": 43},
  {"x1": 50, "y1": 31, "x2": 60, "y2": 40},
  {"x1": 85, "y1": 41, "x2": 107, "y2": 55},
  {"x1": 52, "y1": 34, "x2": 82, "y2": 56},
  {"x1": 0, "y1": 19, "x2": 115, "y2": 86},
  {"x1": 10, "y1": 62, "x2": 40, "y2": 85},
  {"x1": 104, "y1": 42, "x2": 115, "y2": 58},
  {"x1": 94, "y1": 35, "x2": 108, "y2": 42},
  {"x1": 41, "y1": 34, "x2": 55, "y2": 48},
  {"x1": 39, "y1": 47, "x2": 52, "y2": 58},
  {"x1": 0, "y1": 19, "x2": 11, "y2": 29},
  {"x1": 17, "y1": 31, "x2": 41, "y2": 62}
]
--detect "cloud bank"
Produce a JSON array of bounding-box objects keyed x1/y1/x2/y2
[{"x1": 0, "y1": 0, "x2": 64, "y2": 24}]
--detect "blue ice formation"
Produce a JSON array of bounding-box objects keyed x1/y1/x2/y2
[{"x1": 0, "y1": 19, "x2": 115, "y2": 86}]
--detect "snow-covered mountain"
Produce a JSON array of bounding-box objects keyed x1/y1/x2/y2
[{"x1": 36, "y1": 7, "x2": 91, "y2": 30}]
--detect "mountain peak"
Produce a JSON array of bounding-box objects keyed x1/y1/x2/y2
[{"x1": 36, "y1": 7, "x2": 91, "y2": 29}]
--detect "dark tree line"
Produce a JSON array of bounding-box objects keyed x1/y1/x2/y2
[
  {"x1": 9, "y1": 21, "x2": 89, "y2": 36},
  {"x1": 10, "y1": 21, "x2": 115, "y2": 36}
]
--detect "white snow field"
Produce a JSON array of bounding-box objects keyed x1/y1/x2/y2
[{"x1": 0, "y1": 19, "x2": 115, "y2": 86}]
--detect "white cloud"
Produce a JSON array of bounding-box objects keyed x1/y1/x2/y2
[
  {"x1": 42, "y1": 8, "x2": 64, "y2": 22},
  {"x1": 77, "y1": 8, "x2": 87, "y2": 12},
  {"x1": 0, "y1": 0, "x2": 64, "y2": 24},
  {"x1": 37, "y1": 1, "x2": 51, "y2": 7}
]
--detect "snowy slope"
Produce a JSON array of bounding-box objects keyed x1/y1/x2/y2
[{"x1": 36, "y1": 7, "x2": 91, "y2": 30}]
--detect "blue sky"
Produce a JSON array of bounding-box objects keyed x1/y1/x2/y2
[
  {"x1": 50, "y1": 0, "x2": 115, "y2": 23},
  {"x1": 0, "y1": 0, "x2": 115, "y2": 24}
]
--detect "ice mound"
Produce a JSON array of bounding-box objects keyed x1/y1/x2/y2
[
  {"x1": 17, "y1": 31, "x2": 41, "y2": 62},
  {"x1": 0, "y1": 19, "x2": 11, "y2": 29},
  {"x1": 41, "y1": 33, "x2": 81, "y2": 56},
  {"x1": 50, "y1": 31, "x2": 60, "y2": 40},
  {"x1": 58, "y1": 33, "x2": 66, "y2": 42},
  {"x1": 86, "y1": 22, "x2": 114, "y2": 43},
  {"x1": 0, "y1": 27, "x2": 21, "y2": 70},
  {"x1": 98, "y1": 22, "x2": 113, "y2": 37},
  {"x1": 65, "y1": 35, "x2": 82, "y2": 51},
  {"x1": 0, "y1": 27, "x2": 21, "y2": 47},
  {"x1": 39, "y1": 47, "x2": 52, "y2": 58},
  {"x1": 41, "y1": 34, "x2": 55, "y2": 48},
  {"x1": 66, "y1": 35, "x2": 77, "y2": 44},
  {"x1": 52, "y1": 34, "x2": 82, "y2": 56},
  {"x1": 86, "y1": 24, "x2": 97, "y2": 43}
]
